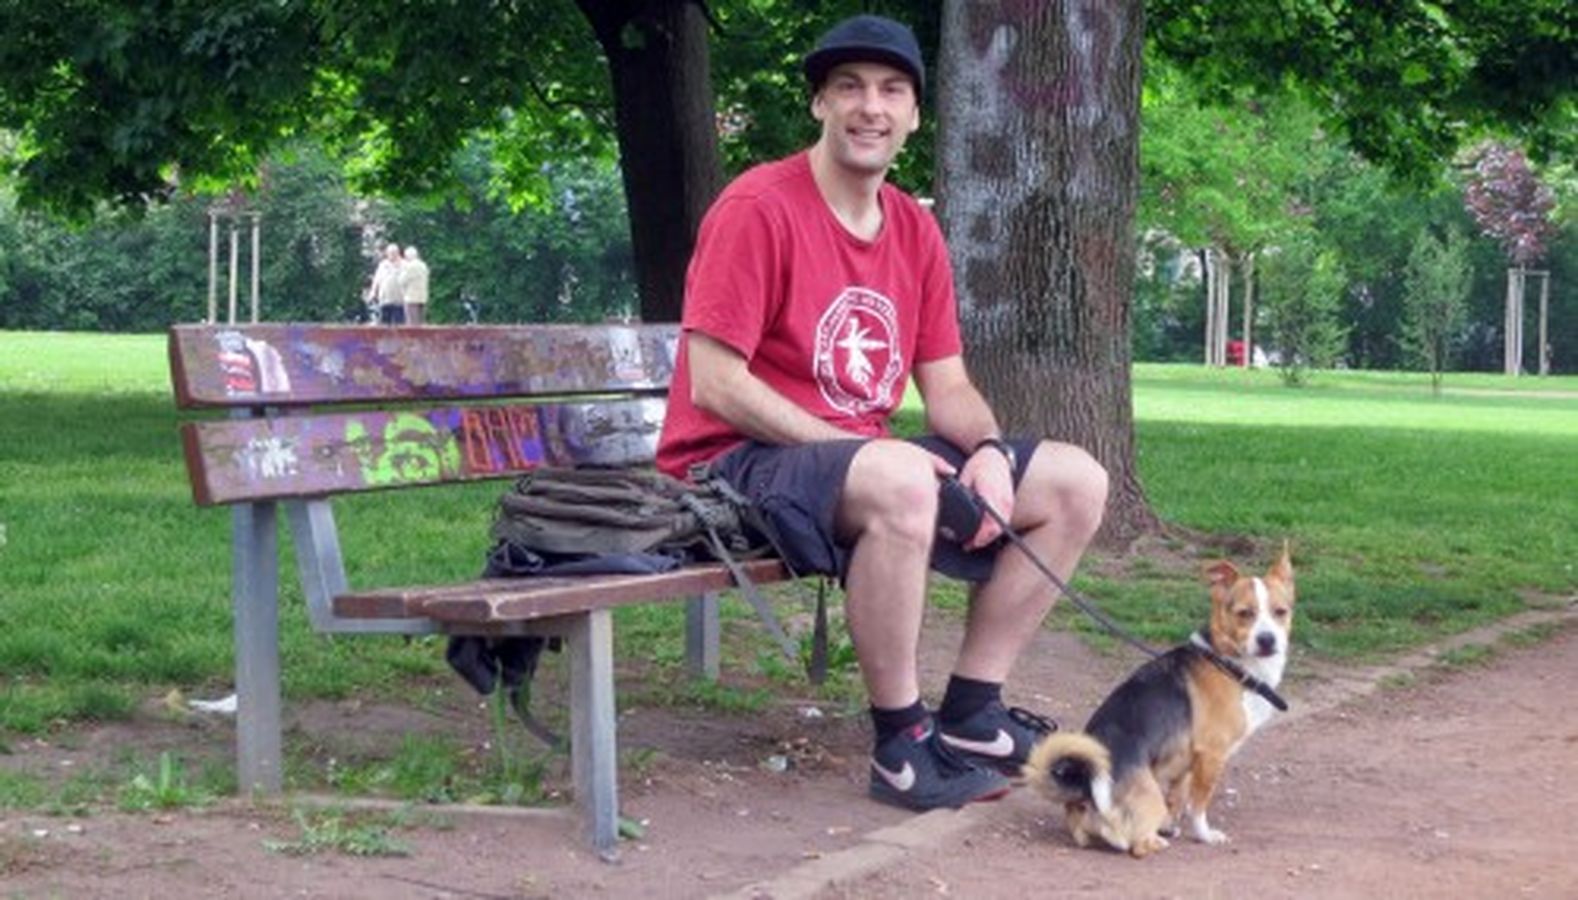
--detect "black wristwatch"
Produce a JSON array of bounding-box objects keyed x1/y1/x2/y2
[{"x1": 972, "y1": 437, "x2": 1017, "y2": 472}]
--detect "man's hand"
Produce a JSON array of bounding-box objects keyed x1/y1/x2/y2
[{"x1": 957, "y1": 445, "x2": 1015, "y2": 549}]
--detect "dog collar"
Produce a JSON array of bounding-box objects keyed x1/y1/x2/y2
[{"x1": 1190, "y1": 630, "x2": 1290, "y2": 712}]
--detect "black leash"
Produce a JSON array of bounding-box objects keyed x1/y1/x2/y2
[
  {"x1": 957, "y1": 478, "x2": 1290, "y2": 713},
  {"x1": 1188, "y1": 632, "x2": 1290, "y2": 712}
]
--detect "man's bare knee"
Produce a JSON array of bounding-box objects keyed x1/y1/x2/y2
[
  {"x1": 1021, "y1": 441, "x2": 1108, "y2": 538},
  {"x1": 839, "y1": 441, "x2": 939, "y2": 545}
]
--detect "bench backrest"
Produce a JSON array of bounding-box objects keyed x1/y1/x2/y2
[{"x1": 168, "y1": 324, "x2": 680, "y2": 506}]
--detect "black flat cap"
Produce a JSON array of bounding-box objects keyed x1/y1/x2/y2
[{"x1": 803, "y1": 14, "x2": 925, "y2": 101}]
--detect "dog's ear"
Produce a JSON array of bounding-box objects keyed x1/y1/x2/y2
[
  {"x1": 1204, "y1": 560, "x2": 1240, "y2": 588},
  {"x1": 1268, "y1": 540, "x2": 1294, "y2": 584}
]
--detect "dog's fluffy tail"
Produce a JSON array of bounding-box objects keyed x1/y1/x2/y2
[{"x1": 1023, "y1": 732, "x2": 1114, "y2": 814}]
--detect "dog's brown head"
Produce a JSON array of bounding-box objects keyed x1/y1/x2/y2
[{"x1": 1205, "y1": 542, "x2": 1295, "y2": 659}]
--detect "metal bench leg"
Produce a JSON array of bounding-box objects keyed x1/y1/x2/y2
[
  {"x1": 685, "y1": 592, "x2": 721, "y2": 681},
  {"x1": 568, "y1": 609, "x2": 619, "y2": 860},
  {"x1": 232, "y1": 500, "x2": 283, "y2": 794}
]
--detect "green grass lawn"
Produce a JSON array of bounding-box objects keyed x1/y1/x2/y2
[
  {"x1": 1118, "y1": 363, "x2": 1576, "y2": 657},
  {"x1": 2, "y1": 331, "x2": 1575, "y2": 742}
]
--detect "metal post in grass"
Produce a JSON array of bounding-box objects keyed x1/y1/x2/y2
[
  {"x1": 228, "y1": 219, "x2": 240, "y2": 325},
  {"x1": 250, "y1": 212, "x2": 261, "y2": 324},
  {"x1": 207, "y1": 210, "x2": 219, "y2": 324},
  {"x1": 232, "y1": 496, "x2": 283, "y2": 795},
  {"x1": 1531, "y1": 270, "x2": 1551, "y2": 376}
]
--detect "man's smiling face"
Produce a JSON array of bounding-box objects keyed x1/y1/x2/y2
[{"x1": 812, "y1": 61, "x2": 920, "y2": 177}]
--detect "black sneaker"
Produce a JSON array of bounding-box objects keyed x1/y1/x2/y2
[
  {"x1": 869, "y1": 719, "x2": 1010, "y2": 812},
  {"x1": 938, "y1": 704, "x2": 1058, "y2": 775}
]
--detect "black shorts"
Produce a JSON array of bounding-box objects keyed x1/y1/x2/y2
[{"x1": 706, "y1": 435, "x2": 1036, "y2": 584}]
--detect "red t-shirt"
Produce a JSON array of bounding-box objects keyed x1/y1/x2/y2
[{"x1": 657, "y1": 151, "x2": 962, "y2": 478}]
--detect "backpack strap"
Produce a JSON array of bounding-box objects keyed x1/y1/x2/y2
[
  {"x1": 807, "y1": 580, "x2": 829, "y2": 685},
  {"x1": 681, "y1": 492, "x2": 801, "y2": 663},
  {"x1": 699, "y1": 472, "x2": 831, "y2": 685}
]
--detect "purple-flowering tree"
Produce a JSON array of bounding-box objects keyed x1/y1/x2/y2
[
  {"x1": 1462, "y1": 142, "x2": 1558, "y2": 375},
  {"x1": 1462, "y1": 143, "x2": 1556, "y2": 267}
]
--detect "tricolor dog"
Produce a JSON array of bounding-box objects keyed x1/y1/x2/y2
[{"x1": 1024, "y1": 545, "x2": 1295, "y2": 857}]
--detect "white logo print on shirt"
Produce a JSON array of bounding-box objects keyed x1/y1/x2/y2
[{"x1": 813, "y1": 287, "x2": 902, "y2": 417}]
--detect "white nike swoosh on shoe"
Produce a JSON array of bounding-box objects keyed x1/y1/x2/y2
[
  {"x1": 871, "y1": 759, "x2": 916, "y2": 792},
  {"x1": 941, "y1": 729, "x2": 1015, "y2": 757}
]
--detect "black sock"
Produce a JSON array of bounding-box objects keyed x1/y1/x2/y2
[
  {"x1": 936, "y1": 675, "x2": 1002, "y2": 725},
  {"x1": 870, "y1": 700, "x2": 929, "y2": 745}
]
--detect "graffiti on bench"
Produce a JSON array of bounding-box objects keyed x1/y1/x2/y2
[{"x1": 182, "y1": 398, "x2": 666, "y2": 505}]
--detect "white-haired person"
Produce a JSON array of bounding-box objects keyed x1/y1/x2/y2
[
  {"x1": 366, "y1": 242, "x2": 405, "y2": 325},
  {"x1": 401, "y1": 246, "x2": 430, "y2": 325}
]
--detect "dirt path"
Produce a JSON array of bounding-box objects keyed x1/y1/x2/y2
[
  {"x1": 817, "y1": 618, "x2": 1578, "y2": 900},
  {"x1": 3, "y1": 611, "x2": 1575, "y2": 899}
]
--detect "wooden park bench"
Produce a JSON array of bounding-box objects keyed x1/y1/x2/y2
[{"x1": 168, "y1": 323, "x2": 790, "y2": 857}]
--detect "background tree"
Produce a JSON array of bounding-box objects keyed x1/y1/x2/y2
[
  {"x1": 1462, "y1": 141, "x2": 1560, "y2": 374},
  {"x1": 1147, "y1": 1, "x2": 1577, "y2": 178},
  {"x1": 1139, "y1": 65, "x2": 1317, "y2": 366},
  {"x1": 1463, "y1": 142, "x2": 1559, "y2": 269},
  {"x1": 0, "y1": 141, "x2": 634, "y2": 330},
  {"x1": 1259, "y1": 236, "x2": 1349, "y2": 386},
  {"x1": 0, "y1": 1, "x2": 695, "y2": 320},
  {"x1": 1400, "y1": 226, "x2": 1473, "y2": 393},
  {"x1": 937, "y1": 0, "x2": 1573, "y2": 542},
  {"x1": 936, "y1": 0, "x2": 1157, "y2": 542},
  {"x1": 382, "y1": 147, "x2": 637, "y2": 324},
  {"x1": 1304, "y1": 147, "x2": 1464, "y2": 370},
  {"x1": 572, "y1": 0, "x2": 720, "y2": 321}
]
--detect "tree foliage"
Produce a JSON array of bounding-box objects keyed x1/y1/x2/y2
[
  {"x1": 1461, "y1": 141, "x2": 1559, "y2": 267},
  {"x1": 381, "y1": 145, "x2": 636, "y2": 324},
  {"x1": 1147, "y1": 1, "x2": 1577, "y2": 179},
  {"x1": 1400, "y1": 226, "x2": 1473, "y2": 392},
  {"x1": 0, "y1": 140, "x2": 633, "y2": 331},
  {"x1": 1139, "y1": 64, "x2": 1315, "y2": 255},
  {"x1": 1259, "y1": 236, "x2": 1349, "y2": 385},
  {"x1": 0, "y1": 1, "x2": 613, "y2": 217}
]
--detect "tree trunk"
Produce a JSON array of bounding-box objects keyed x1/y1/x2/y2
[
  {"x1": 1504, "y1": 266, "x2": 1523, "y2": 375},
  {"x1": 1241, "y1": 250, "x2": 1255, "y2": 368},
  {"x1": 1537, "y1": 271, "x2": 1549, "y2": 376},
  {"x1": 577, "y1": 0, "x2": 722, "y2": 323},
  {"x1": 1218, "y1": 252, "x2": 1231, "y2": 365},
  {"x1": 936, "y1": 0, "x2": 1157, "y2": 546},
  {"x1": 1202, "y1": 247, "x2": 1233, "y2": 366},
  {"x1": 1203, "y1": 248, "x2": 1218, "y2": 366}
]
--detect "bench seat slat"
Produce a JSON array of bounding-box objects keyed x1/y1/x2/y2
[
  {"x1": 169, "y1": 324, "x2": 678, "y2": 408},
  {"x1": 333, "y1": 559, "x2": 790, "y2": 624},
  {"x1": 181, "y1": 398, "x2": 667, "y2": 505}
]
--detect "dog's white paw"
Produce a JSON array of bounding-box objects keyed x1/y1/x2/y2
[{"x1": 1188, "y1": 814, "x2": 1229, "y2": 845}]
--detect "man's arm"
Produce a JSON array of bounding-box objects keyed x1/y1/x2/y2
[
  {"x1": 687, "y1": 331, "x2": 860, "y2": 446},
  {"x1": 913, "y1": 355, "x2": 1014, "y2": 547},
  {"x1": 912, "y1": 355, "x2": 1001, "y2": 451}
]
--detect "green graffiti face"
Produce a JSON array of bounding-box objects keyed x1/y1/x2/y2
[{"x1": 347, "y1": 413, "x2": 461, "y2": 486}]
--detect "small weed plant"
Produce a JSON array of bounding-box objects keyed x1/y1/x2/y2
[
  {"x1": 264, "y1": 808, "x2": 411, "y2": 858},
  {"x1": 117, "y1": 751, "x2": 212, "y2": 812}
]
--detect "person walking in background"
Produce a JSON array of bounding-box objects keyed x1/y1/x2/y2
[
  {"x1": 366, "y1": 243, "x2": 405, "y2": 325},
  {"x1": 400, "y1": 246, "x2": 430, "y2": 325}
]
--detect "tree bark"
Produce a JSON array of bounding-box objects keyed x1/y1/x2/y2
[
  {"x1": 1203, "y1": 248, "x2": 1218, "y2": 366},
  {"x1": 1203, "y1": 248, "x2": 1232, "y2": 366},
  {"x1": 1241, "y1": 251, "x2": 1255, "y2": 368},
  {"x1": 936, "y1": 0, "x2": 1158, "y2": 546},
  {"x1": 577, "y1": 0, "x2": 722, "y2": 323}
]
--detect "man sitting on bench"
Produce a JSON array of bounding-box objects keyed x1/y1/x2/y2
[{"x1": 656, "y1": 14, "x2": 1109, "y2": 812}]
